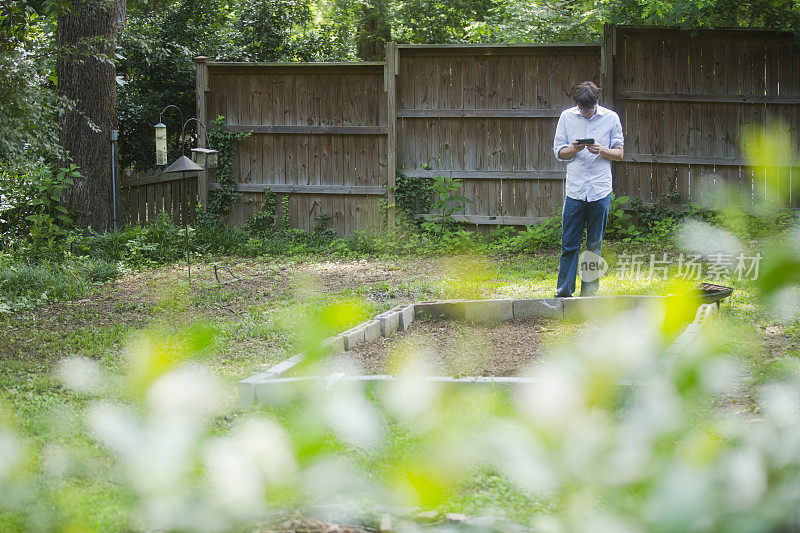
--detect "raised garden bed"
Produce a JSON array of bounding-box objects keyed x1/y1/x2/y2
[
  {"x1": 333, "y1": 317, "x2": 591, "y2": 377},
  {"x1": 239, "y1": 294, "x2": 726, "y2": 408}
]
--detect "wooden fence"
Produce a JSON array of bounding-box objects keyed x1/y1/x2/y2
[
  {"x1": 121, "y1": 168, "x2": 198, "y2": 226},
  {"x1": 200, "y1": 61, "x2": 387, "y2": 233},
  {"x1": 393, "y1": 44, "x2": 601, "y2": 226},
  {"x1": 610, "y1": 26, "x2": 800, "y2": 208},
  {"x1": 122, "y1": 25, "x2": 800, "y2": 233}
]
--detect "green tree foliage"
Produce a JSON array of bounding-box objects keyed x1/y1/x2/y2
[
  {"x1": 490, "y1": 0, "x2": 800, "y2": 40},
  {"x1": 229, "y1": 0, "x2": 359, "y2": 60},
  {"x1": 117, "y1": 0, "x2": 234, "y2": 170},
  {"x1": 0, "y1": 161, "x2": 80, "y2": 255},
  {"x1": 356, "y1": 0, "x2": 390, "y2": 59},
  {"x1": 0, "y1": 0, "x2": 64, "y2": 164},
  {"x1": 483, "y1": 0, "x2": 603, "y2": 43},
  {"x1": 603, "y1": 0, "x2": 800, "y2": 32},
  {"x1": 232, "y1": 0, "x2": 314, "y2": 60},
  {"x1": 392, "y1": 0, "x2": 497, "y2": 43}
]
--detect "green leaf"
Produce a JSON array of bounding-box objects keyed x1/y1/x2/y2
[{"x1": 449, "y1": 196, "x2": 471, "y2": 204}]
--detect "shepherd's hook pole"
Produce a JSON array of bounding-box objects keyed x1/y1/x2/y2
[
  {"x1": 182, "y1": 169, "x2": 191, "y2": 282},
  {"x1": 110, "y1": 129, "x2": 118, "y2": 231}
]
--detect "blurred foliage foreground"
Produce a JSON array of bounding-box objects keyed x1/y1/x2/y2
[
  {"x1": 0, "y1": 128, "x2": 799, "y2": 532},
  {"x1": 3, "y1": 272, "x2": 800, "y2": 531},
  {"x1": 1, "y1": 236, "x2": 799, "y2": 532}
]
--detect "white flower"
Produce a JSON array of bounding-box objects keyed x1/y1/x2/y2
[
  {"x1": 203, "y1": 436, "x2": 265, "y2": 517},
  {"x1": 760, "y1": 383, "x2": 800, "y2": 427},
  {"x1": 720, "y1": 447, "x2": 766, "y2": 509},
  {"x1": 318, "y1": 380, "x2": 383, "y2": 449},
  {"x1": 147, "y1": 366, "x2": 229, "y2": 420},
  {"x1": 56, "y1": 356, "x2": 104, "y2": 394},
  {"x1": 0, "y1": 427, "x2": 23, "y2": 483},
  {"x1": 517, "y1": 360, "x2": 586, "y2": 430},
  {"x1": 675, "y1": 219, "x2": 744, "y2": 260}
]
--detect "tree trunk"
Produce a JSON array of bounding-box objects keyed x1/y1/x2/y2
[
  {"x1": 57, "y1": 0, "x2": 118, "y2": 231},
  {"x1": 357, "y1": 0, "x2": 390, "y2": 61}
]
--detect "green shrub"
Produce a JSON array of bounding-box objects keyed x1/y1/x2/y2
[
  {"x1": 77, "y1": 214, "x2": 190, "y2": 266},
  {"x1": 205, "y1": 117, "x2": 251, "y2": 220},
  {"x1": 0, "y1": 160, "x2": 80, "y2": 257},
  {"x1": 496, "y1": 216, "x2": 562, "y2": 253},
  {"x1": 194, "y1": 221, "x2": 249, "y2": 255},
  {"x1": 621, "y1": 194, "x2": 683, "y2": 246},
  {"x1": 394, "y1": 171, "x2": 434, "y2": 219},
  {"x1": 244, "y1": 186, "x2": 280, "y2": 238},
  {"x1": 85, "y1": 259, "x2": 120, "y2": 283},
  {"x1": 605, "y1": 194, "x2": 637, "y2": 240},
  {"x1": 714, "y1": 208, "x2": 796, "y2": 243}
]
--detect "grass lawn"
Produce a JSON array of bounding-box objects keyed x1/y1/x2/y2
[{"x1": 1, "y1": 242, "x2": 798, "y2": 530}]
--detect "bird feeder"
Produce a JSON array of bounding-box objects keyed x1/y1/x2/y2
[
  {"x1": 154, "y1": 122, "x2": 168, "y2": 165},
  {"x1": 191, "y1": 147, "x2": 219, "y2": 169}
]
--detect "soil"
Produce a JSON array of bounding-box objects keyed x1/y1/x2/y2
[
  {"x1": 0, "y1": 257, "x2": 443, "y2": 363},
  {"x1": 338, "y1": 318, "x2": 561, "y2": 377},
  {"x1": 762, "y1": 324, "x2": 799, "y2": 359}
]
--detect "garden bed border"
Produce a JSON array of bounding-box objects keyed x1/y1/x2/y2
[{"x1": 239, "y1": 295, "x2": 723, "y2": 408}]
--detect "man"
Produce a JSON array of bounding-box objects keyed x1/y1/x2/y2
[{"x1": 552, "y1": 81, "x2": 624, "y2": 297}]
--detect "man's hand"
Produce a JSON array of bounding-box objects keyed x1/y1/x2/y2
[
  {"x1": 587, "y1": 143, "x2": 624, "y2": 161},
  {"x1": 558, "y1": 140, "x2": 587, "y2": 159},
  {"x1": 572, "y1": 140, "x2": 587, "y2": 152}
]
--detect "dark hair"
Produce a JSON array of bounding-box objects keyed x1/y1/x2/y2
[{"x1": 573, "y1": 81, "x2": 600, "y2": 109}]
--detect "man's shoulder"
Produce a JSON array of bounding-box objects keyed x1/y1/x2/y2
[
  {"x1": 598, "y1": 105, "x2": 621, "y2": 120},
  {"x1": 561, "y1": 106, "x2": 578, "y2": 117}
]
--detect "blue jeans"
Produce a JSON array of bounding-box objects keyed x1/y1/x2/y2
[{"x1": 555, "y1": 193, "x2": 612, "y2": 297}]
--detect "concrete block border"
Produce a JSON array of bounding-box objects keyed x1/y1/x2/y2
[
  {"x1": 240, "y1": 295, "x2": 727, "y2": 408},
  {"x1": 662, "y1": 302, "x2": 717, "y2": 361}
]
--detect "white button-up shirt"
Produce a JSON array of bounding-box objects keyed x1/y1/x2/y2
[{"x1": 552, "y1": 105, "x2": 624, "y2": 202}]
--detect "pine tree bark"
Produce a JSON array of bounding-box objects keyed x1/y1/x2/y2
[{"x1": 57, "y1": 0, "x2": 118, "y2": 230}]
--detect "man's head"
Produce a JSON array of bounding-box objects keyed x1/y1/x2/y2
[{"x1": 573, "y1": 81, "x2": 600, "y2": 118}]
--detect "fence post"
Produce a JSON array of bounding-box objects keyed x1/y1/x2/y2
[
  {"x1": 194, "y1": 55, "x2": 209, "y2": 212},
  {"x1": 385, "y1": 42, "x2": 397, "y2": 230},
  {"x1": 601, "y1": 24, "x2": 615, "y2": 109}
]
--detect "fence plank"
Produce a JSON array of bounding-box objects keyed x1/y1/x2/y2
[
  {"x1": 415, "y1": 214, "x2": 548, "y2": 226},
  {"x1": 165, "y1": 181, "x2": 176, "y2": 224},
  {"x1": 123, "y1": 187, "x2": 133, "y2": 225},
  {"x1": 615, "y1": 91, "x2": 800, "y2": 104},
  {"x1": 226, "y1": 125, "x2": 388, "y2": 135},
  {"x1": 189, "y1": 178, "x2": 198, "y2": 224},
  {"x1": 210, "y1": 184, "x2": 389, "y2": 195},
  {"x1": 137, "y1": 184, "x2": 146, "y2": 225}
]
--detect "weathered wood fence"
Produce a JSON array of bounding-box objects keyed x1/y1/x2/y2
[
  {"x1": 610, "y1": 26, "x2": 800, "y2": 208},
  {"x1": 394, "y1": 44, "x2": 601, "y2": 226},
  {"x1": 203, "y1": 62, "x2": 387, "y2": 233},
  {"x1": 121, "y1": 25, "x2": 800, "y2": 232},
  {"x1": 121, "y1": 168, "x2": 198, "y2": 226}
]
